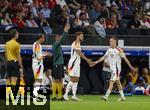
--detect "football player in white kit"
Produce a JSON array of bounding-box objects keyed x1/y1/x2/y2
[
  {"x1": 32, "y1": 34, "x2": 51, "y2": 101},
  {"x1": 93, "y1": 36, "x2": 135, "y2": 101},
  {"x1": 63, "y1": 32, "x2": 94, "y2": 101}
]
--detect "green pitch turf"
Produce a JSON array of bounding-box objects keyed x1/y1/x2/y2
[{"x1": 51, "y1": 95, "x2": 150, "y2": 110}]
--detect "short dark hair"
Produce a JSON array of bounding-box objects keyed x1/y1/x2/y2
[
  {"x1": 37, "y1": 33, "x2": 44, "y2": 40},
  {"x1": 10, "y1": 29, "x2": 18, "y2": 38},
  {"x1": 76, "y1": 31, "x2": 83, "y2": 36},
  {"x1": 110, "y1": 36, "x2": 118, "y2": 42}
]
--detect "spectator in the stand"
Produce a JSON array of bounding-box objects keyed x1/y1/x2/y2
[
  {"x1": 11, "y1": 0, "x2": 23, "y2": 12},
  {"x1": 128, "y1": 12, "x2": 142, "y2": 29},
  {"x1": 110, "y1": 5, "x2": 121, "y2": 20},
  {"x1": 48, "y1": 0, "x2": 57, "y2": 9},
  {"x1": 144, "y1": 0, "x2": 150, "y2": 11},
  {"x1": 40, "y1": 1, "x2": 51, "y2": 19},
  {"x1": 26, "y1": 13, "x2": 38, "y2": 27},
  {"x1": 1, "y1": 13, "x2": 14, "y2": 31},
  {"x1": 74, "y1": 12, "x2": 96, "y2": 36},
  {"x1": 140, "y1": 15, "x2": 150, "y2": 29},
  {"x1": 89, "y1": 0, "x2": 101, "y2": 23},
  {"x1": 58, "y1": 10, "x2": 68, "y2": 26},
  {"x1": 76, "y1": 4, "x2": 89, "y2": 19},
  {"x1": 38, "y1": 14, "x2": 52, "y2": 34},
  {"x1": 22, "y1": 1, "x2": 30, "y2": 18},
  {"x1": 12, "y1": 11, "x2": 26, "y2": 28},
  {"x1": 50, "y1": 5, "x2": 62, "y2": 27},
  {"x1": 0, "y1": 0, "x2": 10, "y2": 13},
  {"x1": 100, "y1": 3, "x2": 110, "y2": 19},
  {"x1": 94, "y1": 18, "x2": 106, "y2": 38},
  {"x1": 56, "y1": 0, "x2": 67, "y2": 8},
  {"x1": 65, "y1": 0, "x2": 80, "y2": 13},
  {"x1": 0, "y1": 12, "x2": 3, "y2": 25},
  {"x1": 106, "y1": 14, "x2": 119, "y2": 29},
  {"x1": 30, "y1": 0, "x2": 40, "y2": 18},
  {"x1": 124, "y1": 67, "x2": 139, "y2": 94},
  {"x1": 142, "y1": 68, "x2": 150, "y2": 86}
]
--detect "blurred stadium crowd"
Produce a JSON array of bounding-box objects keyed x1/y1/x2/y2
[{"x1": 0, "y1": 0, "x2": 150, "y2": 36}]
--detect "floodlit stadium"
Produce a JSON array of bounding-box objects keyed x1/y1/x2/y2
[{"x1": 0, "y1": 0, "x2": 150, "y2": 110}]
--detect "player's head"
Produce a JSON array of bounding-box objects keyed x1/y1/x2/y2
[
  {"x1": 109, "y1": 36, "x2": 118, "y2": 48},
  {"x1": 38, "y1": 34, "x2": 45, "y2": 43},
  {"x1": 10, "y1": 29, "x2": 19, "y2": 39},
  {"x1": 76, "y1": 31, "x2": 84, "y2": 42},
  {"x1": 45, "y1": 69, "x2": 52, "y2": 76},
  {"x1": 54, "y1": 34, "x2": 61, "y2": 42}
]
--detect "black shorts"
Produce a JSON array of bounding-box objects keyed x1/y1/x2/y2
[
  {"x1": 52, "y1": 64, "x2": 64, "y2": 79},
  {"x1": 7, "y1": 61, "x2": 20, "y2": 78}
]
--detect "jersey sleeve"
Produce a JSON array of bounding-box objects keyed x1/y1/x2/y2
[
  {"x1": 16, "y1": 43, "x2": 21, "y2": 55},
  {"x1": 33, "y1": 43, "x2": 41, "y2": 59},
  {"x1": 117, "y1": 48, "x2": 125, "y2": 58},
  {"x1": 72, "y1": 42, "x2": 81, "y2": 50},
  {"x1": 104, "y1": 49, "x2": 110, "y2": 57}
]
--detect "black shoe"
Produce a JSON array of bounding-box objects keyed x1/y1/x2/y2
[
  {"x1": 58, "y1": 97, "x2": 65, "y2": 101},
  {"x1": 52, "y1": 97, "x2": 57, "y2": 101}
]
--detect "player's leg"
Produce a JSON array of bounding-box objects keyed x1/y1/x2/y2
[
  {"x1": 33, "y1": 64, "x2": 43, "y2": 100},
  {"x1": 52, "y1": 79, "x2": 58, "y2": 100},
  {"x1": 71, "y1": 76, "x2": 80, "y2": 101},
  {"x1": 63, "y1": 76, "x2": 74, "y2": 100},
  {"x1": 101, "y1": 72, "x2": 116, "y2": 101},
  {"x1": 116, "y1": 80, "x2": 126, "y2": 101},
  {"x1": 57, "y1": 65, "x2": 64, "y2": 100}
]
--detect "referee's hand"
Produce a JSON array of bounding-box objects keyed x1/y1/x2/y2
[{"x1": 64, "y1": 24, "x2": 70, "y2": 33}]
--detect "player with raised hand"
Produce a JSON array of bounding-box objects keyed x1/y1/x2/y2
[
  {"x1": 63, "y1": 31, "x2": 94, "y2": 101},
  {"x1": 93, "y1": 36, "x2": 135, "y2": 101}
]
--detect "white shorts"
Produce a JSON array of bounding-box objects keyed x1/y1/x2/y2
[
  {"x1": 32, "y1": 63, "x2": 44, "y2": 80},
  {"x1": 68, "y1": 64, "x2": 80, "y2": 77},
  {"x1": 110, "y1": 72, "x2": 120, "y2": 81}
]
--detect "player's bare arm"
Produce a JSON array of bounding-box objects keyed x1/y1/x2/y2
[
  {"x1": 76, "y1": 49, "x2": 93, "y2": 66},
  {"x1": 122, "y1": 56, "x2": 135, "y2": 71}
]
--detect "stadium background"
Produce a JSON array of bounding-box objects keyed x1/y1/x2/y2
[{"x1": 0, "y1": 0, "x2": 150, "y2": 109}]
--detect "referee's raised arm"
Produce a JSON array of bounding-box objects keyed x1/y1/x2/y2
[{"x1": 53, "y1": 24, "x2": 70, "y2": 48}]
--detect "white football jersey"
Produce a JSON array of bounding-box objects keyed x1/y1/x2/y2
[
  {"x1": 32, "y1": 41, "x2": 43, "y2": 65},
  {"x1": 104, "y1": 47, "x2": 125, "y2": 73},
  {"x1": 68, "y1": 41, "x2": 81, "y2": 67}
]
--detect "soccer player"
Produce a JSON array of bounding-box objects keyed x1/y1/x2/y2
[
  {"x1": 63, "y1": 31, "x2": 94, "y2": 101},
  {"x1": 93, "y1": 36, "x2": 135, "y2": 101},
  {"x1": 5, "y1": 29, "x2": 23, "y2": 95},
  {"x1": 52, "y1": 24, "x2": 70, "y2": 100},
  {"x1": 32, "y1": 34, "x2": 51, "y2": 101}
]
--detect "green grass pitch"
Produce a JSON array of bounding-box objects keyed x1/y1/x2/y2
[{"x1": 51, "y1": 95, "x2": 150, "y2": 110}]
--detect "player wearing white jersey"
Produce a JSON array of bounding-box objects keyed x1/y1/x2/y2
[
  {"x1": 32, "y1": 34, "x2": 51, "y2": 101},
  {"x1": 93, "y1": 37, "x2": 135, "y2": 101},
  {"x1": 63, "y1": 32, "x2": 94, "y2": 101},
  {"x1": 68, "y1": 41, "x2": 81, "y2": 77}
]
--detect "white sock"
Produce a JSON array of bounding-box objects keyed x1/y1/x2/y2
[
  {"x1": 105, "y1": 89, "x2": 111, "y2": 97},
  {"x1": 72, "y1": 82, "x2": 78, "y2": 97},
  {"x1": 65, "y1": 81, "x2": 73, "y2": 96},
  {"x1": 33, "y1": 82, "x2": 41, "y2": 97},
  {"x1": 119, "y1": 90, "x2": 124, "y2": 98}
]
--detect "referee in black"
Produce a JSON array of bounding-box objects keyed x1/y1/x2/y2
[
  {"x1": 5, "y1": 29, "x2": 23, "y2": 95},
  {"x1": 52, "y1": 24, "x2": 70, "y2": 100}
]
